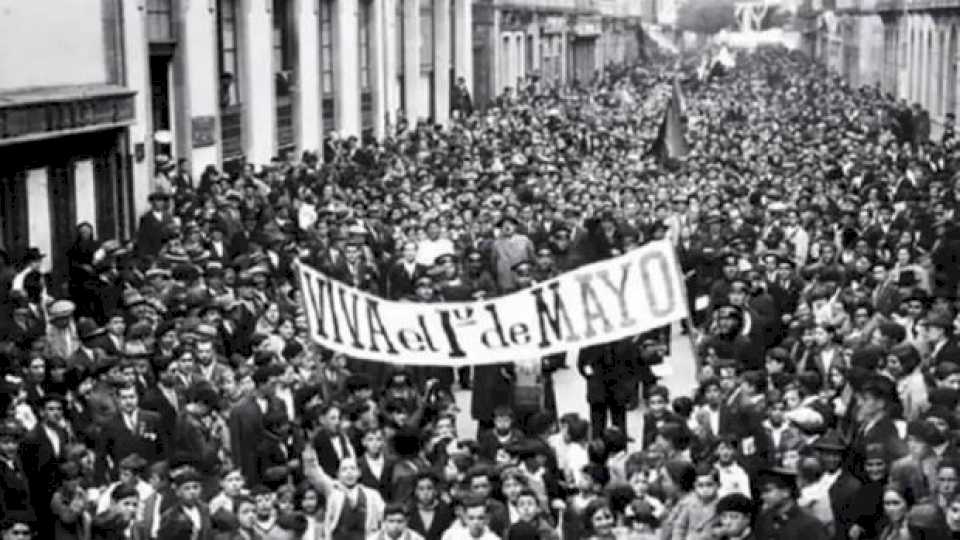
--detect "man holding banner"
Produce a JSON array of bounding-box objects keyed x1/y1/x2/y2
[{"x1": 296, "y1": 239, "x2": 688, "y2": 366}]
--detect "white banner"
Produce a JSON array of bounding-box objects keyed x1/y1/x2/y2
[{"x1": 298, "y1": 240, "x2": 688, "y2": 365}]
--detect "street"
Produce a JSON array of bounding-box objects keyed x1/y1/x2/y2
[{"x1": 454, "y1": 323, "x2": 700, "y2": 447}]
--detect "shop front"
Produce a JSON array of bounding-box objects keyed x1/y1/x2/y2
[{"x1": 0, "y1": 85, "x2": 135, "y2": 283}]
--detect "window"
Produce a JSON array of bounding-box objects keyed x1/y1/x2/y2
[
  {"x1": 450, "y1": 0, "x2": 456, "y2": 71},
  {"x1": 147, "y1": 0, "x2": 174, "y2": 42},
  {"x1": 273, "y1": 0, "x2": 293, "y2": 96},
  {"x1": 420, "y1": 0, "x2": 434, "y2": 71},
  {"x1": 320, "y1": 0, "x2": 335, "y2": 95},
  {"x1": 359, "y1": 0, "x2": 372, "y2": 90},
  {"x1": 217, "y1": 0, "x2": 240, "y2": 107},
  {"x1": 397, "y1": 0, "x2": 405, "y2": 112}
]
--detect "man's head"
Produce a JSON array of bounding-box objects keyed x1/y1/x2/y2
[
  {"x1": 758, "y1": 469, "x2": 796, "y2": 511},
  {"x1": 382, "y1": 503, "x2": 409, "y2": 537},
  {"x1": 467, "y1": 466, "x2": 495, "y2": 499},
  {"x1": 337, "y1": 457, "x2": 360, "y2": 487},
  {"x1": 117, "y1": 384, "x2": 139, "y2": 414},
  {"x1": 235, "y1": 495, "x2": 257, "y2": 530},
  {"x1": 111, "y1": 484, "x2": 140, "y2": 521},
  {"x1": 171, "y1": 466, "x2": 203, "y2": 506},
  {"x1": 462, "y1": 496, "x2": 489, "y2": 536},
  {"x1": 320, "y1": 403, "x2": 341, "y2": 433},
  {"x1": 252, "y1": 485, "x2": 275, "y2": 517},
  {"x1": 716, "y1": 494, "x2": 754, "y2": 537},
  {"x1": 414, "y1": 472, "x2": 439, "y2": 506},
  {"x1": 40, "y1": 395, "x2": 65, "y2": 426},
  {"x1": 195, "y1": 339, "x2": 215, "y2": 366},
  {"x1": 362, "y1": 427, "x2": 385, "y2": 457}
]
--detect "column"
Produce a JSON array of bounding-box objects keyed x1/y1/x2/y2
[
  {"x1": 179, "y1": 0, "x2": 219, "y2": 178},
  {"x1": 403, "y1": 0, "x2": 421, "y2": 119},
  {"x1": 560, "y1": 29, "x2": 568, "y2": 85},
  {"x1": 26, "y1": 168, "x2": 52, "y2": 274},
  {"x1": 914, "y1": 22, "x2": 923, "y2": 103},
  {"x1": 121, "y1": 0, "x2": 152, "y2": 215},
  {"x1": 898, "y1": 21, "x2": 909, "y2": 101},
  {"x1": 380, "y1": 0, "x2": 401, "y2": 131},
  {"x1": 240, "y1": 0, "x2": 276, "y2": 165},
  {"x1": 335, "y1": 0, "x2": 361, "y2": 136},
  {"x1": 919, "y1": 26, "x2": 928, "y2": 109},
  {"x1": 433, "y1": 0, "x2": 451, "y2": 125},
  {"x1": 371, "y1": 0, "x2": 388, "y2": 137},
  {"x1": 516, "y1": 32, "x2": 525, "y2": 85},
  {"x1": 492, "y1": 8, "x2": 502, "y2": 96},
  {"x1": 295, "y1": 0, "x2": 322, "y2": 151},
  {"x1": 453, "y1": 0, "x2": 472, "y2": 92}
]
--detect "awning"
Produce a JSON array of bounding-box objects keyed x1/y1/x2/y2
[{"x1": 0, "y1": 83, "x2": 136, "y2": 146}]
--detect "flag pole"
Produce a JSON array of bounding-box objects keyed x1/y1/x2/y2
[{"x1": 671, "y1": 243, "x2": 702, "y2": 381}]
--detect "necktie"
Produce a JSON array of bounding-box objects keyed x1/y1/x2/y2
[{"x1": 339, "y1": 434, "x2": 352, "y2": 458}]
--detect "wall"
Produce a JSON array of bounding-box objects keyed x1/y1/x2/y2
[{"x1": 0, "y1": 0, "x2": 108, "y2": 89}]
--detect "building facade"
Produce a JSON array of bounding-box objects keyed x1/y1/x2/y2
[
  {"x1": 0, "y1": 0, "x2": 138, "y2": 280},
  {"x1": 0, "y1": 0, "x2": 643, "y2": 267},
  {"x1": 472, "y1": 0, "x2": 644, "y2": 109},
  {"x1": 814, "y1": 0, "x2": 960, "y2": 137}
]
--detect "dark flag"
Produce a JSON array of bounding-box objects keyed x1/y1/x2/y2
[{"x1": 649, "y1": 80, "x2": 687, "y2": 162}]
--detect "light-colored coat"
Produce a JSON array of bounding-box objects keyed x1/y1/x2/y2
[
  {"x1": 663, "y1": 493, "x2": 718, "y2": 540},
  {"x1": 304, "y1": 452, "x2": 385, "y2": 538}
]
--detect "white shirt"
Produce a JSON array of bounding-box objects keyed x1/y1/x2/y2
[
  {"x1": 332, "y1": 433, "x2": 354, "y2": 460},
  {"x1": 706, "y1": 407, "x2": 720, "y2": 436},
  {"x1": 716, "y1": 462, "x2": 752, "y2": 499},
  {"x1": 43, "y1": 424, "x2": 61, "y2": 456},
  {"x1": 182, "y1": 505, "x2": 202, "y2": 532},
  {"x1": 365, "y1": 454, "x2": 384, "y2": 480},
  {"x1": 441, "y1": 522, "x2": 500, "y2": 540},
  {"x1": 160, "y1": 386, "x2": 179, "y2": 412},
  {"x1": 275, "y1": 386, "x2": 295, "y2": 421},
  {"x1": 416, "y1": 238, "x2": 455, "y2": 266},
  {"x1": 124, "y1": 411, "x2": 138, "y2": 432},
  {"x1": 563, "y1": 444, "x2": 589, "y2": 486}
]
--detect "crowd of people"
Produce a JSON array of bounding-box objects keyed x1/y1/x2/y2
[{"x1": 2, "y1": 44, "x2": 960, "y2": 540}]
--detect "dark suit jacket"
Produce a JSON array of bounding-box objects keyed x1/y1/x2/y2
[
  {"x1": 90, "y1": 511, "x2": 146, "y2": 540},
  {"x1": 931, "y1": 338, "x2": 960, "y2": 366},
  {"x1": 157, "y1": 502, "x2": 213, "y2": 540},
  {"x1": 849, "y1": 415, "x2": 904, "y2": 474},
  {"x1": 228, "y1": 396, "x2": 282, "y2": 487},
  {"x1": 89, "y1": 333, "x2": 124, "y2": 358},
  {"x1": 171, "y1": 413, "x2": 220, "y2": 475},
  {"x1": 829, "y1": 471, "x2": 862, "y2": 540},
  {"x1": 20, "y1": 423, "x2": 68, "y2": 522},
  {"x1": 140, "y1": 386, "x2": 180, "y2": 458},
  {"x1": 385, "y1": 261, "x2": 429, "y2": 300},
  {"x1": 0, "y1": 456, "x2": 35, "y2": 525},
  {"x1": 137, "y1": 211, "x2": 172, "y2": 258},
  {"x1": 407, "y1": 502, "x2": 455, "y2": 540},
  {"x1": 312, "y1": 430, "x2": 355, "y2": 478},
  {"x1": 358, "y1": 454, "x2": 396, "y2": 499},
  {"x1": 255, "y1": 432, "x2": 297, "y2": 485},
  {"x1": 578, "y1": 339, "x2": 637, "y2": 405},
  {"x1": 99, "y1": 409, "x2": 165, "y2": 473},
  {"x1": 755, "y1": 503, "x2": 829, "y2": 540}
]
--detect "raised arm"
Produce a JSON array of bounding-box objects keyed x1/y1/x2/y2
[{"x1": 301, "y1": 444, "x2": 334, "y2": 497}]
